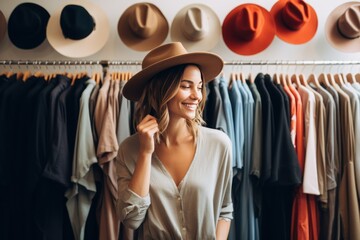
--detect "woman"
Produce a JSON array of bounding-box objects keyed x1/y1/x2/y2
[{"x1": 116, "y1": 42, "x2": 233, "y2": 239}]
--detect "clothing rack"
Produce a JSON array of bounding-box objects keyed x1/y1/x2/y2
[{"x1": 0, "y1": 60, "x2": 359, "y2": 67}]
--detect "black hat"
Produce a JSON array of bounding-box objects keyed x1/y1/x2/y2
[
  {"x1": 60, "y1": 4, "x2": 95, "y2": 40},
  {"x1": 7, "y1": 3, "x2": 50, "y2": 49}
]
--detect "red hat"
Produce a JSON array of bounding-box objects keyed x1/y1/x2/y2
[
  {"x1": 222, "y1": 4, "x2": 276, "y2": 56},
  {"x1": 270, "y1": 0, "x2": 318, "y2": 44}
]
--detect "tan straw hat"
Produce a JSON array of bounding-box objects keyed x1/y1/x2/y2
[
  {"x1": 122, "y1": 42, "x2": 224, "y2": 101},
  {"x1": 47, "y1": 0, "x2": 110, "y2": 58},
  {"x1": 118, "y1": 3, "x2": 169, "y2": 51},
  {"x1": 325, "y1": 2, "x2": 360, "y2": 53},
  {"x1": 170, "y1": 4, "x2": 221, "y2": 51}
]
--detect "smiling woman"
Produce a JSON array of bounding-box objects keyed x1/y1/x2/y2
[{"x1": 115, "y1": 42, "x2": 233, "y2": 240}]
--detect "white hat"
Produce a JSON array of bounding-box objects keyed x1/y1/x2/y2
[
  {"x1": 47, "y1": 0, "x2": 110, "y2": 58},
  {"x1": 171, "y1": 4, "x2": 221, "y2": 51}
]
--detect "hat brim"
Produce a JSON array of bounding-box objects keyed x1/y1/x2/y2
[
  {"x1": 47, "y1": 0, "x2": 110, "y2": 58},
  {"x1": 118, "y1": 3, "x2": 169, "y2": 51},
  {"x1": 170, "y1": 4, "x2": 221, "y2": 51},
  {"x1": 123, "y1": 52, "x2": 223, "y2": 101},
  {"x1": 0, "y1": 10, "x2": 6, "y2": 42},
  {"x1": 270, "y1": 0, "x2": 318, "y2": 44},
  {"x1": 222, "y1": 4, "x2": 276, "y2": 55},
  {"x1": 325, "y1": 2, "x2": 360, "y2": 53}
]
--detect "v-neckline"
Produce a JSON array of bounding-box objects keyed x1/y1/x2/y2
[{"x1": 153, "y1": 130, "x2": 201, "y2": 192}]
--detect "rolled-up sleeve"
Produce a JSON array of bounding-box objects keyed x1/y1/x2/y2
[{"x1": 116, "y1": 141, "x2": 151, "y2": 229}]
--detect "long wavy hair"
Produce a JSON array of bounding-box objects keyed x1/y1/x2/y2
[{"x1": 134, "y1": 64, "x2": 206, "y2": 143}]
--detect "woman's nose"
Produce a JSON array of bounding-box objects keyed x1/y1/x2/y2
[{"x1": 190, "y1": 88, "x2": 201, "y2": 100}]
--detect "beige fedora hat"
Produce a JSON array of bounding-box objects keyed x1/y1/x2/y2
[
  {"x1": 0, "y1": 10, "x2": 6, "y2": 43},
  {"x1": 118, "y1": 3, "x2": 169, "y2": 51},
  {"x1": 122, "y1": 42, "x2": 223, "y2": 101},
  {"x1": 170, "y1": 4, "x2": 221, "y2": 51},
  {"x1": 325, "y1": 2, "x2": 360, "y2": 53},
  {"x1": 47, "y1": 0, "x2": 110, "y2": 58}
]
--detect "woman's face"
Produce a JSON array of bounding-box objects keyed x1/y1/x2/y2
[{"x1": 167, "y1": 65, "x2": 203, "y2": 120}]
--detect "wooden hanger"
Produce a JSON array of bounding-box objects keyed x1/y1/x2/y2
[
  {"x1": 345, "y1": 73, "x2": 355, "y2": 83},
  {"x1": 125, "y1": 72, "x2": 132, "y2": 81},
  {"x1": 356, "y1": 73, "x2": 360, "y2": 83},
  {"x1": 248, "y1": 72, "x2": 254, "y2": 84},
  {"x1": 334, "y1": 73, "x2": 345, "y2": 86},
  {"x1": 71, "y1": 72, "x2": 79, "y2": 86},
  {"x1": 92, "y1": 71, "x2": 101, "y2": 84},
  {"x1": 6, "y1": 71, "x2": 13, "y2": 78},
  {"x1": 299, "y1": 74, "x2": 308, "y2": 86},
  {"x1": 307, "y1": 73, "x2": 321, "y2": 88},
  {"x1": 286, "y1": 74, "x2": 292, "y2": 86},
  {"x1": 238, "y1": 72, "x2": 245, "y2": 83},
  {"x1": 291, "y1": 74, "x2": 302, "y2": 87},
  {"x1": 327, "y1": 73, "x2": 338, "y2": 87},
  {"x1": 273, "y1": 72, "x2": 281, "y2": 84},
  {"x1": 280, "y1": 73, "x2": 288, "y2": 86},
  {"x1": 318, "y1": 73, "x2": 330, "y2": 87},
  {"x1": 16, "y1": 72, "x2": 24, "y2": 81},
  {"x1": 229, "y1": 72, "x2": 236, "y2": 89}
]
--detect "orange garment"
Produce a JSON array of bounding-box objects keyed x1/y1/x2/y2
[{"x1": 288, "y1": 84, "x2": 317, "y2": 240}]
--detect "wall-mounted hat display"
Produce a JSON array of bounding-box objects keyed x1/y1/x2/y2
[
  {"x1": 222, "y1": 3, "x2": 276, "y2": 55},
  {"x1": 270, "y1": 0, "x2": 318, "y2": 44},
  {"x1": 170, "y1": 4, "x2": 221, "y2": 51},
  {"x1": 0, "y1": 10, "x2": 6, "y2": 43},
  {"x1": 118, "y1": 3, "x2": 169, "y2": 51},
  {"x1": 122, "y1": 42, "x2": 223, "y2": 101},
  {"x1": 47, "y1": 0, "x2": 110, "y2": 58},
  {"x1": 325, "y1": 2, "x2": 360, "y2": 53},
  {"x1": 7, "y1": 3, "x2": 50, "y2": 49}
]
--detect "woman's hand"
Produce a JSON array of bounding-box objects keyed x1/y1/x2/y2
[{"x1": 136, "y1": 114, "x2": 159, "y2": 155}]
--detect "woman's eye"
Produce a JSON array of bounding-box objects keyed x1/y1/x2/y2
[{"x1": 181, "y1": 85, "x2": 190, "y2": 88}]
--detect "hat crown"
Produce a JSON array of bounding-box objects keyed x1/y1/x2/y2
[
  {"x1": 60, "y1": 4, "x2": 95, "y2": 40},
  {"x1": 13, "y1": 6, "x2": 42, "y2": 35},
  {"x1": 337, "y1": 5, "x2": 360, "y2": 39},
  {"x1": 142, "y1": 42, "x2": 188, "y2": 69},
  {"x1": 129, "y1": 4, "x2": 158, "y2": 38},
  {"x1": 281, "y1": 0, "x2": 310, "y2": 30},
  {"x1": 181, "y1": 7, "x2": 209, "y2": 41},
  {"x1": 235, "y1": 6, "x2": 264, "y2": 41}
]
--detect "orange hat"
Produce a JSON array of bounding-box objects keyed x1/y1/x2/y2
[
  {"x1": 222, "y1": 4, "x2": 276, "y2": 56},
  {"x1": 270, "y1": 0, "x2": 318, "y2": 44}
]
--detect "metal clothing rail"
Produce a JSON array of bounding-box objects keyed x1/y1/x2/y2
[{"x1": 0, "y1": 60, "x2": 359, "y2": 66}]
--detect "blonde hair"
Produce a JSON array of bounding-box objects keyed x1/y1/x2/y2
[{"x1": 134, "y1": 64, "x2": 206, "y2": 143}]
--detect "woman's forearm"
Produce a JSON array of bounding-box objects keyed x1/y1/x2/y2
[
  {"x1": 216, "y1": 219, "x2": 231, "y2": 240},
  {"x1": 128, "y1": 152, "x2": 152, "y2": 197}
]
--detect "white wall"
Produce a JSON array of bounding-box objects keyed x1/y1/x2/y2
[{"x1": 0, "y1": 0, "x2": 359, "y2": 76}]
